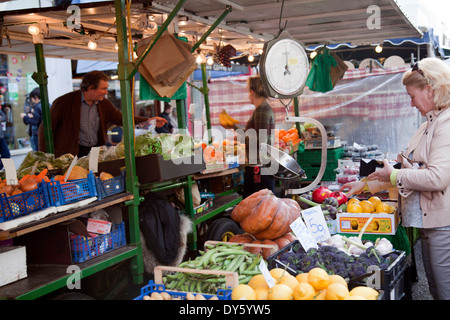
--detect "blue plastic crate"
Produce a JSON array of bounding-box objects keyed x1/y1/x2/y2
[
  {"x1": 44, "y1": 172, "x2": 97, "y2": 207},
  {"x1": 70, "y1": 221, "x2": 126, "y2": 263},
  {"x1": 134, "y1": 280, "x2": 232, "y2": 300},
  {"x1": 0, "y1": 183, "x2": 49, "y2": 222},
  {"x1": 95, "y1": 172, "x2": 125, "y2": 200}
]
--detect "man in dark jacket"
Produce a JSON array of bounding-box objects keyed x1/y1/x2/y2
[
  {"x1": 156, "y1": 102, "x2": 174, "y2": 134},
  {"x1": 38, "y1": 71, "x2": 167, "y2": 157},
  {"x1": 0, "y1": 105, "x2": 10, "y2": 170},
  {"x1": 21, "y1": 87, "x2": 42, "y2": 151}
]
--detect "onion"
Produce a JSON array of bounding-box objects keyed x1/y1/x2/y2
[{"x1": 20, "y1": 179, "x2": 38, "y2": 193}]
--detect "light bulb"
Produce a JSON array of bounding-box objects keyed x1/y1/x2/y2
[
  {"x1": 88, "y1": 39, "x2": 97, "y2": 50},
  {"x1": 375, "y1": 45, "x2": 383, "y2": 53},
  {"x1": 28, "y1": 25, "x2": 40, "y2": 35},
  {"x1": 248, "y1": 54, "x2": 254, "y2": 62},
  {"x1": 310, "y1": 51, "x2": 317, "y2": 59},
  {"x1": 206, "y1": 56, "x2": 214, "y2": 65},
  {"x1": 196, "y1": 55, "x2": 203, "y2": 64}
]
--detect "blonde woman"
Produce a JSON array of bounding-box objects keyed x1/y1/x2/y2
[{"x1": 348, "y1": 58, "x2": 450, "y2": 299}]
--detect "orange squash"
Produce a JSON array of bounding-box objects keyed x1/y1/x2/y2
[{"x1": 231, "y1": 189, "x2": 301, "y2": 240}]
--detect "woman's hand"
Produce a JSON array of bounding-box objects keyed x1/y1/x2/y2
[
  {"x1": 367, "y1": 159, "x2": 394, "y2": 182},
  {"x1": 340, "y1": 181, "x2": 366, "y2": 197},
  {"x1": 149, "y1": 116, "x2": 167, "y2": 128}
]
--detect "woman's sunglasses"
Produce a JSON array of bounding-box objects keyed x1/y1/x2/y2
[{"x1": 412, "y1": 62, "x2": 424, "y2": 76}]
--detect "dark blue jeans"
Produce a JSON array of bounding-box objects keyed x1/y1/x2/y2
[{"x1": 0, "y1": 138, "x2": 11, "y2": 170}]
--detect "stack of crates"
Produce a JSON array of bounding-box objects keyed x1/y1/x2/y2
[{"x1": 298, "y1": 147, "x2": 344, "y2": 181}]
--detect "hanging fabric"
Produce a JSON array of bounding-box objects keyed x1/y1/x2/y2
[{"x1": 305, "y1": 47, "x2": 337, "y2": 93}]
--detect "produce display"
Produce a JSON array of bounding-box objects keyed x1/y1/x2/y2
[
  {"x1": 231, "y1": 188, "x2": 300, "y2": 240},
  {"x1": 274, "y1": 126, "x2": 302, "y2": 155},
  {"x1": 218, "y1": 109, "x2": 239, "y2": 128},
  {"x1": 228, "y1": 232, "x2": 297, "y2": 259},
  {"x1": 231, "y1": 267, "x2": 380, "y2": 300},
  {"x1": 275, "y1": 240, "x2": 399, "y2": 280},
  {"x1": 160, "y1": 242, "x2": 263, "y2": 295}
]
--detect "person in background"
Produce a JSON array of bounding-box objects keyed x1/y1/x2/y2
[
  {"x1": 341, "y1": 58, "x2": 450, "y2": 300},
  {"x1": 0, "y1": 104, "x2": 11, "y2": 170},
  {"x1": 156, "y1": 102, "x2": 174, "y2": 134},
  {"x1": 224, "y1": 76, "x2": 276, "y2": 199},
  {"x1": 38, "y1": 70, "x2": 167, "y2": 158},
  {"x1": 20, "y1": 87, "x2": 42, "y2": 151}
]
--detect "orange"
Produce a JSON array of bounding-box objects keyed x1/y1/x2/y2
[
  {"x1": 308, "y1": 267, "x2": 330, "y2": 291},
  {"x1": 293, "y1": 282, "x2": 316, "y2": 300},
  {"x1": 368, "y1": 196, "x2": 382, "y2": 208},
  {"x1": 347, "y1": 202, "x2": 363, "y2": 213},
  {"x1": 375, "y1": 202, "x2": 392, "y2": 214},
  {"x1": 359, "y1": 200, "x2": 375, "y2": 213},
  {"x1": 347, "y1": 198, "x2": 360, "y2": 205},
  {"x1": 325, "y1": 283, "x2": 350, "y2": 300}
]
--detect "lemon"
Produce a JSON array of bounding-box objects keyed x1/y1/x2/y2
[
  {"x1": 231, "y1": 284, "x2": 256, "y2": 300},
  {"x1": 349, "y1": 286, "x2": 379, "y2": 300},
  {"x1": 248, "y1": 274, "x2": 270, "y2": 290},
  {"x1": 254, "y1": 287, "x2": 269, "y2": 300},
  {"x1": 308, "y1": 267, "x2": 330, "y2": 291},
  {"x1": 360, "y1": 200, "x2": 375, "y2": 213},
  {"x1": 295, "y1": 273, "x2": 309, "y2": 283},
  {"x1": 329, "y1": 274, "x2": 348, "y2": 287},
  {"x1": 278, "y1": 273, "x2": 300, "y2": 291},
  {"x1": 268, "y1": 284, "x2": 293, "y2": 300},
  {"x1": 293, "y1": 282, "x2": 316, "y2": 300},
  {"x1": 325, "y1": 283, "x2": 350, "y2": 300},
  {"x1": 313, "y1": 290, "x2": 327, "y2": 300}
]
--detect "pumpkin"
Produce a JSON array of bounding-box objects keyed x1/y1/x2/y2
[{"x1": 231, "y1": 189, "x2": 300, "y2": 240}]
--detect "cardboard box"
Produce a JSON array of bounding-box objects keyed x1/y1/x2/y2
[
  {"x1": 336, "y1": 211, "x2": 399, "y2": 235},
  {"x1": 98, "y1": 152, "x2": 205, "y2": 184},
  {"x1": 304, "y1": 137, "x2": 341, "y2": 149},
  {"x1": 0, "y1": 246, "x2": 27, "y2": 287},
  {"x1": 87, "y1": 218, "x2": 112, "y2": 235}
]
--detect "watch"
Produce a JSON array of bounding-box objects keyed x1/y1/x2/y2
[{"x1": 259, "y1": 29, "x2": 309, "y2": 99}]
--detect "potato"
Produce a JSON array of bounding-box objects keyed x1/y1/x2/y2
[
  {"x1": 151, "y1": 292, "x2": 164, "y2": 300},
  {"x1": 185, "y1": 292, "x2": 196, "y2": 300},
  {"x1": 195, "y1": 294, "x2": 206, "y2": 300},
  {"x1": 160, "y1": 292, "x2": 172, "y2": 300}
]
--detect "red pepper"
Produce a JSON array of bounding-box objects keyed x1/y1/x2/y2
[
  {"x1": 330, "y1": 191, "x2": 348, "y2": 206},
  {"x1": 312, "y1": 186, "x2": 332, "y2": 203}
]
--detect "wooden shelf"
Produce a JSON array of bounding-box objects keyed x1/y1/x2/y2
[{"x1": 0, "y1": 192, "x2": 134, "y2": 241}]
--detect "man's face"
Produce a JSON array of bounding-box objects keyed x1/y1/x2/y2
[{"x1": 87, "y1": 79, "x2": 109, "y2": 102}]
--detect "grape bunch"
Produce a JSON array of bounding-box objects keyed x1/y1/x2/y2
[{"x1": 218, "y1": 44, "x2": 236, "y2": 68}]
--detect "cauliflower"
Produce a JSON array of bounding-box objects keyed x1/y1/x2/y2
[{"x1": 375, "y1": 238, "x2": 394, "y2": 255}]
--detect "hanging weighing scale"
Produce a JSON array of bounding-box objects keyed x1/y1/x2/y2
[{"x1": 259, "y1": 29, "x2": 329, "y2": 195}]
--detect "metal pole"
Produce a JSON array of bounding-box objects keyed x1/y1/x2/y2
[
  {"x1": 114, "y1": 0, "x2": 143, "y2": 284},
  {"x1": 31, "y1": 43, "x2": 53, "y2": 154},
  {"x1": 191, "y1": 5, "x2": 232, "y2": 53},
  {"x1": 201, "y1": 63, "x2": 212, "y2": 144}
]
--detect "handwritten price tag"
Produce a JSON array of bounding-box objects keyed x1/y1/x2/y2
[
  {"x1": 301, "y1": 206, "x2": 331, "y2": 243},
  {"x1": 259, "y1": 259, "x2": 276, "y2": 288},
  {"x1": 290, "y1": 216, "x2": 318, "y2": 252}
]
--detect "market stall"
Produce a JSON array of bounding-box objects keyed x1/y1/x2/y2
[{"x1": 0, "y1": 0, "x2": 425, "y2": 301}]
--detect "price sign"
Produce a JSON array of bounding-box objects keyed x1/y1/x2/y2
[
  {"x1": 301, "y1": 206, "x2": 331, "y2": 243},
  {"x1": 290, "y1": 216, "x2": 318, "y2": 252},
  {"x1": 258, "y1": 259, "x2": 276, "y2": 288}
]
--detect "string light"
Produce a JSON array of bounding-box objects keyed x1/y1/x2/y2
[
  {"x1": 248, "y1": 54, "x2": 254, "y2": 62},
  {"x1": 310, "y1": 51, "x2": 317, "y2": 59},
  {"x1": 87, "y1": 35, "x2": 98, "y2": 50},
  {"x1": 375, "y1": 44, "x2": 383, "y2": 53},
  {"x1": 28, "y1": 24, "x2": 40, "y2": 35},
  {"x1": 206, "y1": 56, "x2": 214, "y2": 65}
]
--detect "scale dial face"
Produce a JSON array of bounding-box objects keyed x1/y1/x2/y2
[{"x1": 263, "y1": 37, "x2": 309, "y2": 98}]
